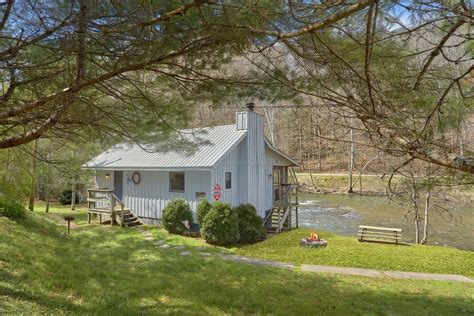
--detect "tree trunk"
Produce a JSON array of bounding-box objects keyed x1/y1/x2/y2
[
  {"x1": 347, "y1": 128, "x2": 354, "y2": 193},
  {"x1": 28, "y1": 139, "x2": 39, "y2": 212},
  {"x1": 45, "y1": 195, "x2": 50, "y2": 213},
  {"x1": 414, "y1": 212, "x2": 420, "y2": 244},
  {"x1": 421, "y1": 192, "x2": 430, "y2": 244},
  {"x1": 71, "y1": 176, "x2": 76, "y2": 211},
  {"x1": 410, "y1": 180, "x2": 420, "y2": 244}
]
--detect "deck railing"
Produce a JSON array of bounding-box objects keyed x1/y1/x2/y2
[{"x1": 87, "y1": 188, "x2": 125, "y2": 226}]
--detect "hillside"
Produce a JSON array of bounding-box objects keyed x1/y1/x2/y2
[{"x1": 1, "y1": 209, "x2": 473, "y2": 314}]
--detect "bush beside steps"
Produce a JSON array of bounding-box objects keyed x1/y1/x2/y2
[{"x1": 162, "y1": 198, "x2": 265, "y2": 246}]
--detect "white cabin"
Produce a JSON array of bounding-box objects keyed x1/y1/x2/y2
[{"x1": 83, "y1": 107, "x2": 298, "y2": 225}]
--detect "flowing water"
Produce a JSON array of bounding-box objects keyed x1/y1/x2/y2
[{"x1": 298, "y1": 194, "x2": 474, "y2": 251}]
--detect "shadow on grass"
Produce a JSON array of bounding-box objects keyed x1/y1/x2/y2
[{"x1": 1, "y1": 214, "x2": 473, "y2": 315}]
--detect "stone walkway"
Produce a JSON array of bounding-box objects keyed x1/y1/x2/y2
[
  {"x1": 300, "y1": 265, "x2": 473, "y2": 283},
  {"x1": 135, "y1": 227, "x2": 473, "y2": 283}
]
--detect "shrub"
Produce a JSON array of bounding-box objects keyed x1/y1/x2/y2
[
  {"x1": 0, "y1": 197, "x2": 26, "y2": 219},
  {"x1": 201, "y1": 202, "x2": 239, "y2": 246},
  {"x1": 162, "y1": 199, "x2": 193, "y2": 234},
  {"x1": 235, "y1": 204, "x2": 266, "y2": 243},
  {"x1": 58, "y1": 189, "x2": 79, "y2": 205},
  {"x1": 196, "y1": 199, "x2": 212, "y2": 226}
]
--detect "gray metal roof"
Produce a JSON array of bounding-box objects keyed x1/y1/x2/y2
[
  {"x1": 83, "y1": 125, "x2": 247, "y2": 170},
  {"x1": 264, "y1": 138, "x2": 299, "y2": 167}
]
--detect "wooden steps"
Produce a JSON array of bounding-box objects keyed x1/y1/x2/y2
[
  {"x1": 87, "y1": 189, "x2": 143, "y2": 228},
  {"x1": 264, "y1": 207, "x2": 291, "y2": 234},
  {"x1": 115, "y1": 208, "x2": 143, "y2": 227}
]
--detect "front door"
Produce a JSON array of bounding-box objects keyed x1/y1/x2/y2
[{"x1": 114, "y1": 171, "x2": 123, "y2": 200}]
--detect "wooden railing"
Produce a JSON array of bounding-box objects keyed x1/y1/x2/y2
[{"x1": 87, "y1": 189, "x2": 125, "y2": 227}]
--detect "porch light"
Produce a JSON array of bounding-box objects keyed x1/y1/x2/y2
[{"x1": 105, "y1": 173, "x2": 110, "y2": 180}]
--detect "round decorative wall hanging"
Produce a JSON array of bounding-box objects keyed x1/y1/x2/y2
[{"x1": 132, "y1": 171, "x2": 141, "y2": 185}]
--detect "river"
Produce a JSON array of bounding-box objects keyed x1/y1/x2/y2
[{"x1": 298, "y1": 193, "x2": 473, "y2": 251}]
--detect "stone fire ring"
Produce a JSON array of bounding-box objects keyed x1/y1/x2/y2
[{"x1": 300, "y1": 238, "x2": 328, "y2": 248}]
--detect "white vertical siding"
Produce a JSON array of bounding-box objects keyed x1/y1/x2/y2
[
  {"x1": 94, "y1": 170, "x2": 211, "y2": 220},
  {"x1": 95, "y1": 170, "x2": 113, "y2": 189},
  {"x1": 211, "y1": 141, "x2": 241, "y2": 206},
  {"x1": 94, "y1": 170, "x2": 114, "y2": 208},
  {"x1": 245, "y1": 112, "x2": 266, "y2": 217}
]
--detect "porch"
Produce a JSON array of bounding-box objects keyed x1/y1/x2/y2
[
  {"x1": 86, "y1": 189, "x2": 143, "y2": 227},
  {"x1": 264, "y1": 166, "x2": 299, "y2": 234}
]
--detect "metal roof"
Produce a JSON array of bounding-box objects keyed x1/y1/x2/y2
[
  {"x1": 264, "y1": 138, "x2": 299, "y2": 167},
  {"x1": 82, "y1": 125, "x2": 247, "y2": 170}
]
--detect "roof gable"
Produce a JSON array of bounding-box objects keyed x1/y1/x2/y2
[{"x1": 264, "y1": 138, "x2": 298, "y2": 166}]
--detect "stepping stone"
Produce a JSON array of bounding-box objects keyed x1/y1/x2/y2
[
  {"x1": 159, "y1": 244, "x2": 170, "y2": 249},
  {"x1": 198, "y1": 252, "x2": 212, "y2": 256},
  {"x1": 154, "y1": 240, "x2": 166, "y2": 245},
  {"x1": 194, "y1": 246, "x2": 207, "y2": 250},
  {"x1": 144, "y1": 236, "x2": 154, "y2": 241},
  {"x1": 180, "y1": 251, "x2": 192, "y2": 256},
  {"x1": 174, "y1": 245, "x2": 185, "y2": 249}
]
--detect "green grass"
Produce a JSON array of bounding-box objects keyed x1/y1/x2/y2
[
  {"x1": 235, "y1": 229, "x2": 474, "y2": 277},
  {"x1": 296, "y1": 172, "x2": 474, "y2": 195},
  {"x1": 296, "y1": 173, "x2": 389, "y2": 193},
  {"x1": 1, "y1": 207, "x2": 473, "y2": 314}
]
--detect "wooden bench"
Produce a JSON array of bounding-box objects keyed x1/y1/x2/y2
[{"x1": 358, "y1": 225, "x2": 402, "y2": 244}]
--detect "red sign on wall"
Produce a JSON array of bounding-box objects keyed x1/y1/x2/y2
[{"x1": 213, "y1": 184, "x2": 222, "y2": 201}]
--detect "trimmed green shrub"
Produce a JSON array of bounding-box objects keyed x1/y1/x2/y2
[
  {"x1": 201, "y1": 202, "x2": 239, "y2": 246},
  {"x1": 235, "y1": 204, "x2": 266, "y2": 243},
  {"x1": 58, "y1": 189, "x2": 79, "y2": 205},
  {"x1": 162, "y1": 199, "x2": 193, "y2": 234},
  {"x1": 196, "y1": 199, "x2": 212, "y2": 226},
  {"x1": 0, "y1": 197, "x2": 26, "y2": 219}
]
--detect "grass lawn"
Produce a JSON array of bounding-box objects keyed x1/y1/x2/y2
[
  {"x1": 295, "y1": 172, "x2": 474, "y2": 196},
  {"x1": 295, "y1": 173, "x2": 389, "y2": 193},
  {"x1": 1, "y1": 205, "x2": 473, "y2": 314},
  {"x1": 235, "y1": 229, "x2": 474, "y2": 277}
]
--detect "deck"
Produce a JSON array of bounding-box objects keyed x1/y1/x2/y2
[{"x1": 86, "y1": 189, "x2": 143, "y2": 227}]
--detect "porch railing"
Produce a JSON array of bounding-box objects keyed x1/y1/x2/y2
[{"x1": 87, "y1": 188, "x2": 125, "y2": 227}]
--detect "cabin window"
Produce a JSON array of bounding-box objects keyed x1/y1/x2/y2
[
  {"x1": 225, "y1": 172, "x2": 232, "y2": 189},
  {"x1": 169, "y1": 172, "x2": 185, "y2": 192}
]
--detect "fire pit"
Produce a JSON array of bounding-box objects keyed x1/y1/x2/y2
[{"x1": 300, "y1": 232, "x2": 327, "y2": 248}]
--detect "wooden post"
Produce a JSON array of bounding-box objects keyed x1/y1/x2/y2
[
  {"x1": 99, "y1": 214, "x2": 102, "y2": 224},
  {"x1": 110, "y1": 193, "x2": 115, "y2": 226},
  {"x1": 120, "y1": 204, "x2": 125, "y2": 227},
  {"x1": 87, "y1": 212, "x2": 91, "y2": 224}
]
